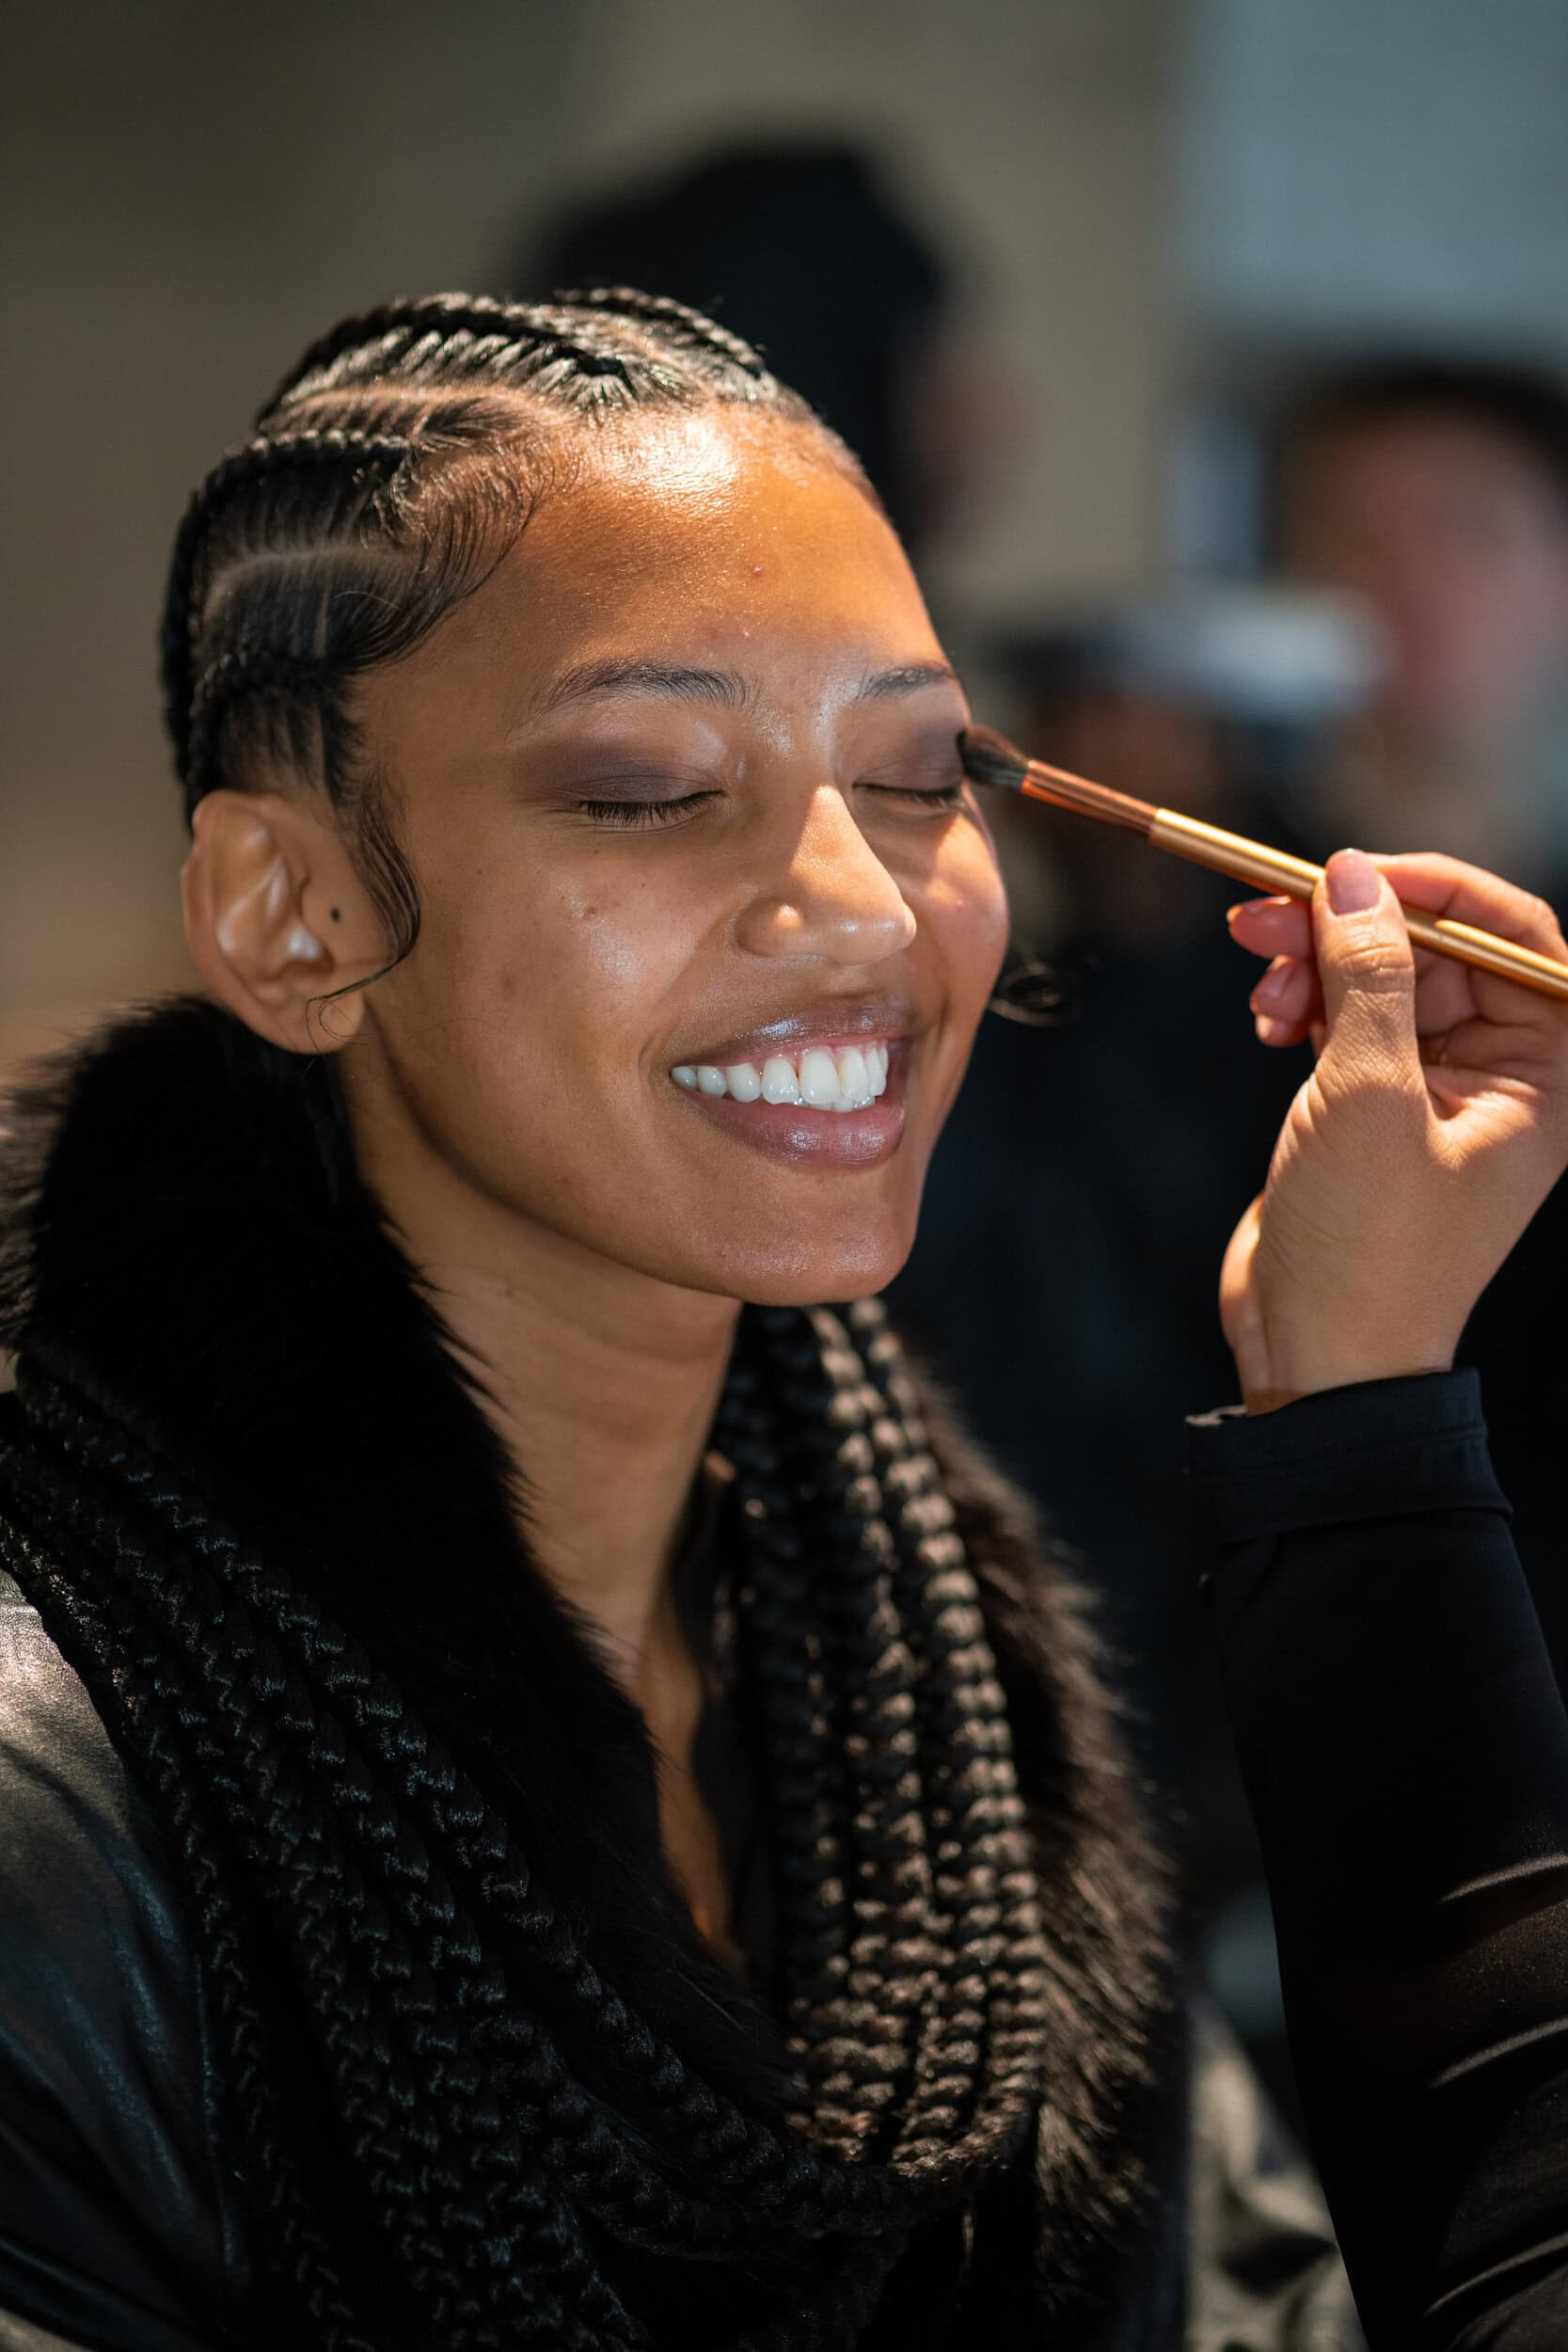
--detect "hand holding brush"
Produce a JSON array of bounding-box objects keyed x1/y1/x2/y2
[{"x1": 958, "y1": 723, "x2": 1568, "y2": 1412}]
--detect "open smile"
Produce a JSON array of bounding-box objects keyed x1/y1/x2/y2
[{"x1": 667, "y1": 1037, "x2": 908, "y2": 1168}]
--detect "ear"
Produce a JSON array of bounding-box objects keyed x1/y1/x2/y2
[{"x1": 182, "y1": 791, "x2": 392, "y2": 1054}]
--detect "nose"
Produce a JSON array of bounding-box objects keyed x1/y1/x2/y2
[{"x1": 733, "y1": 783, "x2": 918, "y2": 964}]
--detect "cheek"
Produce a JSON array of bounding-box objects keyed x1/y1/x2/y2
[
  {"x1": 386, "y1": 850, "x2": 709, "y2": 1182},
  {"x1": 922, "y1": 829, "x2": 1011, "y2": 1012}
]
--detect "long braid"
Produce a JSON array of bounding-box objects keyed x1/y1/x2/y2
[
  {"x1": 2, "y1": 1404, "x2": 629, "y2": 2351},
  {"x1": 728, "y1": 1306, "x2": 1050, "y2": 2177},
  {"x1": 21, "y1": 1360, "x2": 911, "y2": 2248},
  {"x1": 0, "y1": 1279, "x2": 1065, "y2": 2349},
  {"x1": 848, "y1": 1304, "x2": 1052, "y2": 2169},
  {"x1": 722, "y1": 1312, "x2": 936, "y2": 2162}
]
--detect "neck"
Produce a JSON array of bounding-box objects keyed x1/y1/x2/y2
[{"x1": 342, "y1": 1069, "x2": 739, "y2": 1693}]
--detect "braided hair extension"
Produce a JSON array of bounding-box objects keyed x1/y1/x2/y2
[
  {"x1": 0, "y1": 1286, "x2": 1069, "y2": 2349},
  {"x1": 157, "y1": 291, "x2": 843, "y2": 966}
]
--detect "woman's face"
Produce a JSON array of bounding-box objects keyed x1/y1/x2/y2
[{"x1": 347, "y1": 411, "x2": 1009, "y2": 1306}]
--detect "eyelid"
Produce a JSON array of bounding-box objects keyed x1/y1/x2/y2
[
  {"x1": 558, "y1": 765, "x2": 720, "y2": 797},
  {"x1": 573, "y1": 790, "x2": 718, "y2": 831}
]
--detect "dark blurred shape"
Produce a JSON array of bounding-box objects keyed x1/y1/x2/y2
[{"x1": 517, "y1": 141, "x2": 952, "y2": 549}]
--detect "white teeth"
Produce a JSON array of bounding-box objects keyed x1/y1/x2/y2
[
  {"x1": 836, "y1": 1046, "x2": 869, "y2": 1102},
  {"x1": 673, "y1": 1041, "x2": 895, "y2": 1108},
  {"x1": 799, "y1": 1048, "x2": 842, "y2": 1108}
]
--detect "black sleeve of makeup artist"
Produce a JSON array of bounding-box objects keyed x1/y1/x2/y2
[{"x1": 1184, "y1": 1368, "x2": 1568, "y2": 2350}]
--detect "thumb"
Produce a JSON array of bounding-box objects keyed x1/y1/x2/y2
[{"x1": 1311, "y1": 847, "x2": 1420, "y2": 1081}]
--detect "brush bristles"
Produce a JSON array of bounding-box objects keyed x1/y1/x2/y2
[{"x1": 958, "y1": 724, "x2": 1030, "y2": 791}]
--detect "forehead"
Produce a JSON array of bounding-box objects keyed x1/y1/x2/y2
[{"x1": 415, "y1": 411, "x2": 938, "y2": 702}]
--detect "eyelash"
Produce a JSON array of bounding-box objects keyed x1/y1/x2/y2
[
  {"x1": 574, "y1": 793, "x2": 717, "y2": 830},
  {"x1": 573, "y1": 782, "x2": 965, "y2": 830}
]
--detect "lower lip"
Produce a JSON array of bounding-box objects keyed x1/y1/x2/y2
[{"x1": 667, "y1": 1057, "x2": 909, "y2": 1168}]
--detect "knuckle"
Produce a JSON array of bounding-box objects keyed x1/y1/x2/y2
[
  {"x1": 1336, "y1": 939, "x2": 1413, "y2": 993},
  {"x1": 1522, "y1": 889, "x2": 1565, "y2": 946}
]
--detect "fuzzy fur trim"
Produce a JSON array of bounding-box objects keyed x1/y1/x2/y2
[{"x1": 0, "y1": 995, "x2": 1175, "y2": 2328}]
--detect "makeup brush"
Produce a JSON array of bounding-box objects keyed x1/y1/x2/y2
[{"x1": 960, "y1": 724, "x2": 1568, "y2": 1005}]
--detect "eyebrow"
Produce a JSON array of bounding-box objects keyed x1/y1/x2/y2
[
  {"x1": 851, "y1": 660, "x2": 967, "y2": 702},
  {"x1": 527, "y1": 654, "x2": 966, "y2": 719}
]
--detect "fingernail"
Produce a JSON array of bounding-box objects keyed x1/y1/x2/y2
[
  {"x1": 1254, "y1": 960, "x2": 1292, "y2": 1006},
  {"x1": 1326, "y1": 848, "x2": 1380, "y2": 914}
]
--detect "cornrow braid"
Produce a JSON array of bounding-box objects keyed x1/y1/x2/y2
[
  {"x1": 557, "y1": 286, "x2": 773, "y2": 381},
  {"x1": 159, "y1": 427, "x2": 414, "y2": 786},
  {"x1": 252, "y1": 293, "x2": 742, "y2": 424},
  {"x1": 157, "y1": 288, "x2": 838, "y2": 973}
]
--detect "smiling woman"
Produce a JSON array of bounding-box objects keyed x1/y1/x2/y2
[{"x1": 3, "y1": 290, "x2": 1568, "y2": 2352}]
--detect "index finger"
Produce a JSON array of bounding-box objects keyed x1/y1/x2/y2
[{"x1": 1368, "y1": 850, "x2": 1568, "y2": 960}]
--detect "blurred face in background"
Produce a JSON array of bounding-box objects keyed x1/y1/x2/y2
[{"x1": 1285, "y1": 416, "x2": 1568, "y2": 741}]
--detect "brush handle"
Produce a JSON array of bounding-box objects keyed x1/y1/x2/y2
[{"x1": 1149, "y1": 810, "x2": 1568, "y2": 1004}]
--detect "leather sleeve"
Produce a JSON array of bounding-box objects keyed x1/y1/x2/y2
[
  {"x1": 0, "y1": 1565, "x2": 245, "y2": 2351},
  {"x1": 1187, "y1": 1370, "x2": 1568, "y2": 2348}
]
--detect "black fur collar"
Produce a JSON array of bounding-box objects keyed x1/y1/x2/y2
[{"x1": 0, "y1": 995, "x2": 1173, "y2": 2321}]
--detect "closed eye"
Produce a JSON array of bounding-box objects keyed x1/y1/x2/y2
[
  {"x1": 573, "y1": 792, "x2": 719, "y2": 830},
  {"x1": 860, "y1": 778, "x2": 967, "y2": 811}
]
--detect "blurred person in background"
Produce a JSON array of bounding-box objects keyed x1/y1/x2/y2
[
  {"x1": 1276, "y1": 358, "x2": 1568, "y2": 1687},
  {"x1": 1277, "y1": 357, "x2": 1568, "y2": 899}
]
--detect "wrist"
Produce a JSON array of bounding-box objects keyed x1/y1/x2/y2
[{"x1": 1240, "y1": 1350, "x2": 1457, "y2": 1415}]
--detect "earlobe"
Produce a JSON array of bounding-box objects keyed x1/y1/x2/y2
[{"x1": 182, "y1": 791, "x2": 385, "y2": 1056}]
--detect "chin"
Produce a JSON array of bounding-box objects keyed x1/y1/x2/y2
[{"x1": 691, "y1": 1212, "x2": 919, "y2": 1310}]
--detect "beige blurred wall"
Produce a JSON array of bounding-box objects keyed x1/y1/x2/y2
[
  {"x1": 0, "y1": 0, "x2": 584, "y2": 1052},
  {"x1": 0, "y1": 0, "x2": 1183, "y2": 1045}
]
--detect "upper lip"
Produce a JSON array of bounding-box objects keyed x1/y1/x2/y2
[{"x1": 669, "y1": 993, "x2": 922, "y2": 1070}]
